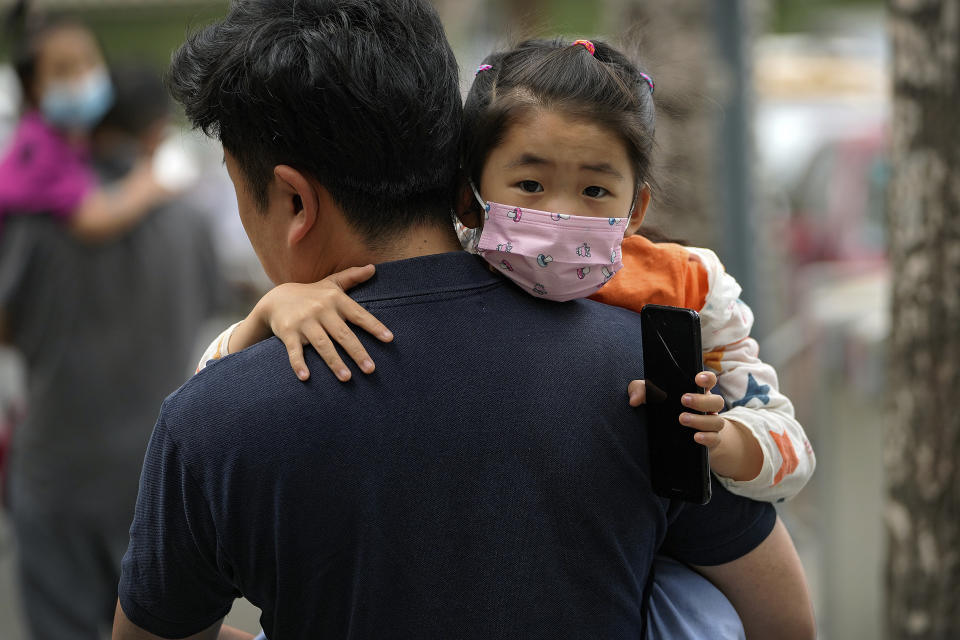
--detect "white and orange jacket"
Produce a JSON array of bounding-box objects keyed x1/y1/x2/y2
[
  {"x1": 590, "y1": 234, "x2": 815, "y2": 503},
  {"x1": 200, "y1": 234, "x2": 815, "y2": 504}
]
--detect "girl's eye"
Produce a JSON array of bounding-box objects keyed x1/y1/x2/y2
[
  {"x1": 519, "y1": 180, "x2": 543, "y2": 193},
  {"x1": 583, "y1": 186, "x2": 609, "y2": 198}
]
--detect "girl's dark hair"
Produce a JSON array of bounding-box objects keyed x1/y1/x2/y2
[
  {"x1": 463, "y1": 38, "x2": 656, "y2": 194},
  {"x1": 462, "y1": 38, "x2": 682, "y2": 243},
  {"x1": 5, "y1": 0, "x2": 93, "y2": 105}
]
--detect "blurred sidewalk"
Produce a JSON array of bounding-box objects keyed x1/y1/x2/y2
[
  {"x1": 772, "y1": 262, "x2": 889, "y2": 639},
  {"x1": 0, "y1": 510, "x2": 262, "y2": 639},
  {"x1": 0, "y1": 509, "x2": 26, "y2": 640},
  {"x1": 0, "y1": 348, "x2": 262, "y2": 639}
]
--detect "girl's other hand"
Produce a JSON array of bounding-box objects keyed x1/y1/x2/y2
[
  {"x1": 253, "y1": 265, "x2": 394, "y2": 382},
  {"x1": 682, "y1": 371, "x2": 762, "y2": 481},
  {"x1": 627, "y1": 371, "x2": 761, "y2": 481},
  {"x1": 678, "y1": 371, "x2": 726, "y2": 448},
  {"x1": 627, "y1": 372, "x2": 725, "y2": 442}
]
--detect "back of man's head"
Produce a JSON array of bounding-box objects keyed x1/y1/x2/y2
[{"x1": 167, "y1": 0, "x2": 461, "y2": 244}]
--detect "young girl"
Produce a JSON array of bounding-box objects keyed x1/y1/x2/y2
[
  {"x1": 0, "y1": 6, "x2": 168, "y2": 240},
  {"x1": 202, "y1": 37, "x2": 814, "y2": 638}
]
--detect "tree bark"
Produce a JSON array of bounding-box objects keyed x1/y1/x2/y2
[
  {"x1": 599, "y1": 0, "x2": 721, "y2": 250},
  {"x1": 886, "y1": 1, "x2": 960, "y2": 638}
]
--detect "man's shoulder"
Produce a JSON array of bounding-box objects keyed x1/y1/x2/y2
[
  {"x1": 159, "y1": 337, "x2": 294, "y2": 438},
  {"x1": 563, "y1": 295, "x2": 645, "y2": 339}
]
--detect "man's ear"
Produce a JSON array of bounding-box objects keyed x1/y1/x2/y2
[
  {"x1": 455, "y1": 175, "x2": 482, "y2": 229},
  {"x1": 274, "y1": 165, "x2": 319, "y2": 247},
  {"x1": 625, "y1": 182, "x2": 651, "y2": 236}
]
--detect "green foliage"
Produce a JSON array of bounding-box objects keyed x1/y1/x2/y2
[
  {"x1": 25, "y1": 2, "x2": 228, "y2": 71},
  {"x1": 769, "y1": 0, "x2": 882, "y2": 32}
]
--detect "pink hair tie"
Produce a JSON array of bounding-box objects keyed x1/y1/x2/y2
[
  {"x1": 638, "y1": 72, "x2": 655, "y2": 94},
  {"x1": 475, "y1": 64, "x2": 493, "y2": 75},
  {"x1": 572, "y1": 39, "x2": 595, "y2": 56}
]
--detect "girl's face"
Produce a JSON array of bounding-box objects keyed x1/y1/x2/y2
[
  {"x1": 477, "y1": 109, "x2": 648, "y2": 235},
  {"x1": 31, "y1": 25, "x2": 104, "y2": 104}
]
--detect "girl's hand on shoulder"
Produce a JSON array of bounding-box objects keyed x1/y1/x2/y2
[{"x1": 253, "y1": 264, "x2": 394, "y2": 382}]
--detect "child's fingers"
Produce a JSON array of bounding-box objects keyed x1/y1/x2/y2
[
  {"x1": 681, "y1": 392, "x2": 725, "y2": 414},
  {"x1": 340, "y1": 297, "x2": 394, "y2": 342},
  {"x1": 694, "y1": 431, "x2": 722, "y2": 449},
  {"x1": 320, "y1": 315, "x2": 376, "y2": 374},
  {"x1": 280, "y1": 336, "x2": 310, "y2": 382},
  {"x1": 302, "y1": 322, "x2": 352, "y2": 382},
  {"x1": 695, "y1": 370, "x2": 718, "y2": 390},
  {"x1": 329, "y1": 264, "x2": 377, "y2": 291},
  {"x1": 627, "y1": 379, "x2": 646, "y2": 406},
  {"x1": 679, "y1": 412, "x2": 726, "y2": 433}
]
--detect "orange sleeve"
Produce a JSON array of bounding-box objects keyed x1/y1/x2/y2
[{"x1": 587, "y1": 235, "x2": 710, "y2": 313}]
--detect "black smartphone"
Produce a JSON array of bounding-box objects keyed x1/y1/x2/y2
[{"x1": 640, "y1": 304, "x2": 711, "y2": 505}]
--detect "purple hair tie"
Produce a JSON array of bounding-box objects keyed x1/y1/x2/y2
[
  {"x1": 475, "y1": 64, "x2": 493, "y2": 76},
  {"x1": 638, "y1": 72, "x2": 655, "y2": 94}
]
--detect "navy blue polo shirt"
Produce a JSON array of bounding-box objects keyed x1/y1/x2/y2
[{"x1": 119, "y1": 251, "x2": 774, "y2": 639}]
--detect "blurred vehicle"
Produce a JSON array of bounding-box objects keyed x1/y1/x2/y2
[
  {"x1": 753, "y1": 26, "x2": 889, "y2": 302},
  {"x1": 787, "y1": 124, "x2": 887, "y2": 267}
]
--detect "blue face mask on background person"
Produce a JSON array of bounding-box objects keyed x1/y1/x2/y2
[{"x1": 41, "y1": 67, "x2": 115, "y2": 130}]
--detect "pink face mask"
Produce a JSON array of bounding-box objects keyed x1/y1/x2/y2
[{"x1": 470, "y1": 184, "x2": 629, "y2": 302}]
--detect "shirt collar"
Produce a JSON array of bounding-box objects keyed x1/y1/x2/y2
[{"x1": 348, "y1": 251, "x2": 503, "y2": 304}]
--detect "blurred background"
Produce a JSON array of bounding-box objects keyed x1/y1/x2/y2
[{"x1": 0, "y1": 0, "x2": 889, "y2": 638}]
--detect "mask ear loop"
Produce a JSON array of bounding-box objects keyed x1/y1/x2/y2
[
  {"x1": 469, "y1": 180, "x2": 491, "y2": 215},
  {"x1": 627, "y1": 180, "x2": 643, "y2": 220}
]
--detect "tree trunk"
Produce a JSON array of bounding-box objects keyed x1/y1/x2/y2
[
  {"x1": 599, "y1": 0, "x2": 720, "y2": 250},
  {"x1": 886, "y1": 1, "x2": 960, "y2": 638}
]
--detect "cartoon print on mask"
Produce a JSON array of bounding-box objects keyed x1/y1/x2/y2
[{"x1": 470, "y1": 188, "x2": 627, "y2": 302}]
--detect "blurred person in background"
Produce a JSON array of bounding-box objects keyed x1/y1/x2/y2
[
  {"x1": 0, "y1": 58, "x2": 226, "y2": 639},
  {"x1": 0, "y1": 1, "x2": 168, "y2": 242}
]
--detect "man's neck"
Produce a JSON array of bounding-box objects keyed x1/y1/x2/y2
[
  {"x1": 336, "y1": 223, "x2": 463, "y2": 269},
  {"x1": 377, "y1": 223, "x2": 463, "y2": 262},
  {"x1": 312, "y1": 222, "x2": 463, "y2": 280}
]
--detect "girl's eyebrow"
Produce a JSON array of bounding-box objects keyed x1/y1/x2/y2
[
  {"x1": 581, "y1": 163, "x2": 624, "y2": 180},
  {"x1": 506, "y1": 154, "x2": 624, "y2": 180},
  {"x1": 505, "y1": 153, "x2": 550, "y2": 169}
]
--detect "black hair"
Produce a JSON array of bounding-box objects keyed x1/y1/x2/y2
[
  {"x1": 99, "y1": 64, "x2": 170, "y2": 137},
  {"x1": 167, "y1": 0, "x2": 462, "y2": 244},
  {"x1": 5, "y1": 1, "x2": 96, "y2": 106},
  {"x1": 462, "y1": 38, "x2": 658, "y2": 217}
]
